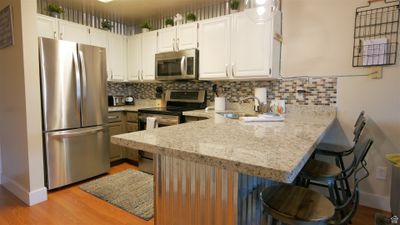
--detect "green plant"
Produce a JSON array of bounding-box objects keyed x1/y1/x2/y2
[
  {"x1": 186, "y1": 13, "x2": 197, "y2": 21},
  {"x1": 140, "y1": 22, "x2": 151, "y2": 30},
  {"x1": 165, "y1": 18, "x2": 174, "y2": 26},
  {"x1": 230, "y1": 0, "x2": 240, "y2": 10},
  {"x1": 47, "y1": 3, "x2": 64, "y2": 14},
  {"x1": 101, "y1": 20, "x2": 113, "y2": 30}
]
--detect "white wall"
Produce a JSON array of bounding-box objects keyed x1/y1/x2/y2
[
  {"x1": 282, "y1": 0, "x2": 399, "y2": 211},
  {"x1": 0, "y1": 0, "x2": 47, "y2": 205}
]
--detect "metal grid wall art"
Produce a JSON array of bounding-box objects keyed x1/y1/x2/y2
[{"x1": 352, "y1": 0, "x2": 400, "y2": 67}]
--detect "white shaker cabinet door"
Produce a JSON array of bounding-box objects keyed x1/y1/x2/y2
[
  {"x1": 58, "y1": 20, "x2": 91, "y2": 45},
  {"x1": 231, "y1": 11, "x2": 272, "y2": 78},
  {"x1": 157, "y1": 27, "x2": 176, "y2": 53},
  {"x1": 127, "y1": 35, "x2": 142, "y2": 81},
  {"x1": 141, "y1": 31, "x2": 157, "y2": 81},
  {"x1": 198, "y1": 16, "x2": 231, "y2": 80},
  {"x1": 108, "y1": 34, "x2": 127, "y2": 81},
  {"x1": 176, "y1": 23, "x2": 198, "y2": 50},
  {"x1": 37, "y1": 15, "x2": 58, "y2": 39},
  {"x1": 90, "y1": 29, "x2": 111, "y2": 80}
]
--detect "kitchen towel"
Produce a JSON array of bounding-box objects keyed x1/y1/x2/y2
[{"x1": 146, "y1": 117, "x2": 158, "y2": 130}]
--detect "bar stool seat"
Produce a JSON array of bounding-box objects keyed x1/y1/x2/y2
[
  {"x1": 302, "y1": 160, "x2": 342, "y2": 179},
  {"x1": 261, "y1": 185, "x2": 335, "y2": 225}
]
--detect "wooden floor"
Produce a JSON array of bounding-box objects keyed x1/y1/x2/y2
[{"x1": 0, "y1": 163, "x2": 390, "y2": 225}]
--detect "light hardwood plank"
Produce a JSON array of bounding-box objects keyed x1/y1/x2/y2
[{"x1": 0, "y1": 163, "x2": 391, "y2": 225}]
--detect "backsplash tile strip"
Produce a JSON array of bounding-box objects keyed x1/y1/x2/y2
[{"x1": 107, "y1": 78, "x2": 337, "y2": 106}]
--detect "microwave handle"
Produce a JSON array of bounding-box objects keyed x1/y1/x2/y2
[{"x1": 180, "y1": 56, "x2": 187, "y2": 76}]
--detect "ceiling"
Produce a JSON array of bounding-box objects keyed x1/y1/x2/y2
[{"x1": 53, "y1": 0, "x2": 228, "y2": 24}]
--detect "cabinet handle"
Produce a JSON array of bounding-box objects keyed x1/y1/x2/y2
[
  {"x1": 231, "y1": 64, "x2": 235, "y2": 77},
  {"x1": 176, "y1": 38, "x2": 180, "y2": 51},
  {"x1": 141, "y1": 70, "x2": 144, "y2": 80},
  {"x1": 53, "y1": 31, "x2": 57, "y2": 39},
  {"x1": 172, "y1": 38, "x2": 176, "y2": 51},
  {"x1": 60, "y1": 33, "x2": 63, "y2": 40},
  {"x1": 225, "y1": 64, "x2": 229, "y2": 77}
]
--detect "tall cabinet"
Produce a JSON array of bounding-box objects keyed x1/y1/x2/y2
[{"x1": 127, "y1": 31, "x2": 157, "y2": 81}]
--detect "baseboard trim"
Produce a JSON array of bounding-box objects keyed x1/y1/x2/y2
[
  {"x1": 1, "y1": 174, "x2": 47, "y2": 206},
  {"x1": 360, "y1": 191, "x2": 390, "y2": 212}
]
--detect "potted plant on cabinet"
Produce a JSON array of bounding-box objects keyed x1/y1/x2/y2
[
  {"x1": 101, "y1": 20, "x2": 113, "y2": 31},
  {"x1": 186, "y1": 13, "x2": 197, "y2": 23},
  {"x1": 141, "y1": 22, "x2": 151, "y2": 33},
  {"x1": 165, "y1": 18, "x2": 174, "y2": 27},
  {"x1": 230, "y1": 0, "x2": 240, "y2": 13},
  {"x1": 47, "y1": 3, "x2": 64, "y2": 18}
]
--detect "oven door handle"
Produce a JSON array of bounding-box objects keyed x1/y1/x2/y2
[{"x1": 180, "y1": 56, "x2": 187, "y2": 76}]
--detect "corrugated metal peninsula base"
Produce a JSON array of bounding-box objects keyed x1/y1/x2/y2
[{"x1": 154, "y1": 154, "x2": 276, "y2": 225}]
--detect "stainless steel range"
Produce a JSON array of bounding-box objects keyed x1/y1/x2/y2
[{"x1": 138, "y1": 90, "x2": 207, "y2": 174}]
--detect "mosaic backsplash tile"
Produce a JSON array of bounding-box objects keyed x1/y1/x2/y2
[{"x1": 107, "y1": 78, "x2": 337, "y2": 106}]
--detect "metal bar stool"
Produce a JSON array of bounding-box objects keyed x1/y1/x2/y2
[
  {"x1": 302, "y1": 119, "x2": 367, "y2": 204},
  {"x1": 261, "y1": 139, "x2": 373, "y2": 225},
  {"x1": 300, "y1": 122, "x2": 369, "y2": 206},
  {"x1": 313, "y1": 111, "x2": 365, "y2": 170}
]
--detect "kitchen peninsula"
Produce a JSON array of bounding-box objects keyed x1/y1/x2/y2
[{"x1": 111, "y1": 105, "x2": 336, "y2": 225}]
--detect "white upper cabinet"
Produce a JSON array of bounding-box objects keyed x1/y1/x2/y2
[
  {"x1": 127, "y1": 35, "x2": 142, "y2": 81},
  {"x1": 108, "y1": 34, "x2": 127, "y2": 81},
  {"x1": 58, "y1": 20, "x2": 91, "y2": 45},
  {"x1": 231, "y1": 9, "x2": 272, "y2": 78},
  {"x1": 157, "y1": 27, "x2": 176, "y2": 53},
  {"x1": 141, "y1": 31, "x2": 157, "y2": 81},
  {"x1": 199, "y1": 8, "x2": 282, "y2": 80},
  {"x1": 176, "y1": 23, "x2": 198, "y2": 50},
  {"x1": 198, "y1": 16, "x2": 231, "y2": 80},
  {"x1": 90, "y1": 28, "x2": 109, "y2": 48},
  {"x1": 126, "y1": 32, "x2": 157, "y2": 82},
  {"x1": 37, "y1": 15, "x2": 58, "y2": 39},
  {"x1": 157, "y1": 23, "x2": 198, "y2": 53}
]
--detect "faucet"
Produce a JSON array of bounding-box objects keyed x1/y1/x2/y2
[{"x1": 239, "y1": 96, "x2": 266, "y2": 113}]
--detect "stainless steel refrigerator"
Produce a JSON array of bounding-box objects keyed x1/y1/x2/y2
[{"x1": 39, "y1": 37, "x2": 110, "y2": 190}]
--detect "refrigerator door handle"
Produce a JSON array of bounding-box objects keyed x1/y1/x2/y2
[
  {"x1": 72, "y1": 51, "x2": 82, "y2": 108},
  {"x1": 49, "y1": 126, "x2": 105, "y2": 138},
  {"x1": 79, "y1": 50, "x2": 87, "y2": 104}
]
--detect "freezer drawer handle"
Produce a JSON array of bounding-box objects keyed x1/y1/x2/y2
[{"x1": 50, "y1": 127, "x2": 105, "y2": 138}]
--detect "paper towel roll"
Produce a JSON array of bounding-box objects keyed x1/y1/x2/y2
[
  {"x1": 255, "y1": 88, "x2": 267, "y2": 106},
  {"x1": 214, "y1": 97, "x2": 226, "y2": 112}
]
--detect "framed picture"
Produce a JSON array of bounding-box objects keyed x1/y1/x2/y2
[{"x1": 0, "y1": 5, "x2": 14, "y2": 49}]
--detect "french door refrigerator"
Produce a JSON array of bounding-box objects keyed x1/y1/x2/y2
[{"x1": 39, "y1": 37, "x2": 110, "y2": 190}]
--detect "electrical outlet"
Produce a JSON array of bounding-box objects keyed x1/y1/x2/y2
[{"x1": 375, "y1": 166, "x2": 388, "y2": 180}]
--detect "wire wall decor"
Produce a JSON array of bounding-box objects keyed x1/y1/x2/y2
[{"x1": 352, "y1": 0, "x2": 400, "y2": 67}]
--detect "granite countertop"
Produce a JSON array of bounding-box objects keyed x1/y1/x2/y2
[{"x1": 111, "y1": 105, "x2": 336, "y2": 183}]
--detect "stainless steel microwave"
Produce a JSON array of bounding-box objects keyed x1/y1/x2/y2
[{"x1": 155, "y1": 49, "x2": 199, "y2": 81}]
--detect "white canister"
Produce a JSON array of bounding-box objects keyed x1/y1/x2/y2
[{"x1": 214, "y1": 97, "x2": 226, "y2": 112}]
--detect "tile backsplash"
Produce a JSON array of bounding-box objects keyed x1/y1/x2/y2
[{"x1": 107, "y1": 78, "x2": 337, "y2": 106}]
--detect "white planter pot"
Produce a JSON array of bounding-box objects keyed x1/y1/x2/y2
[
  {"x1": 49, "y1": 12, "x2": 61, "y2": 18},
  {"x1": 142, "y1": 28, "x2": 150, "y2": 33},
  {"x1": 166, "y1": 24, "x2": 173, "y2": 28}
]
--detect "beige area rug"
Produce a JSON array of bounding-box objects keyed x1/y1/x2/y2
[{"x1": 80, "y1": 169, "x2": 154, "y2": 220}]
